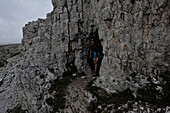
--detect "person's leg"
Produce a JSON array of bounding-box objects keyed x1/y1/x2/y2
[
  {"x1": 94, "y1": 57, "x2": 99, "y2": 72},
  {"x1": 93, "y1": 52, "x2": 96, "y2": 72}
]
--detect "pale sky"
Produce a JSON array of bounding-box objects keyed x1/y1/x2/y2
[{"x1": 0, "y1": 0, "x2": 53, "y2": 44}]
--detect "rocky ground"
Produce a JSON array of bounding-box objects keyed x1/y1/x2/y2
[
  {"x1": 0, "y1": 43, "x2": 169, "y2": 113},
  {"x1": 0, "y1": 44, "x2": 20, "y2": 67},
  {"x1": 86, "y1": 73, "x2": 170, "y2": 113},
  {"x1": 40, "y1": 70, "x2": 170, "y2": 113},
  {"x1": 0, "y1": 0, "x2": 169, "y2": 112}
]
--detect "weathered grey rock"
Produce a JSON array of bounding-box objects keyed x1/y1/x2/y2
[
  {"x1": 0, "y1": 44, "x2": 20, "y2": 67},
  {"x1": 64, "y1": 75, "x2": 93, "y2": 113},
  {"x1": 0, "y1": 0, "x2": 169, "y2": 113},
  {"x1": 95, "y1": 0, "x2": 170, "y2": 93}
]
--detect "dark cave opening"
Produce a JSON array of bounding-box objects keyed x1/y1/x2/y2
[
  {"x1": 131, "y1": 0, "x2": 135, "y2": 4},
  {"x1": 87, "y1": 30, "x2": 103, "y2": 75}
]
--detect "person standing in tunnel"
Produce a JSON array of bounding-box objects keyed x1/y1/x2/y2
[
  {"x1": 89, "y1": 39, "x2": 104, "y2": 76},
  {"x1": 93, "y1": 47, "x2": 99, "y2": 75},
  {"x1": 89, "y1": 39, "x2": 95, "y2": 72}
]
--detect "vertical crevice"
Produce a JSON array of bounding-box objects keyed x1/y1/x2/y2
[
  {"x1": 63, "y1": 1, "x2": 71, "y2": 64},
  {"x1": 131, "y1": 0, "x2": 135, "y2": 4},
  {"x1": 120, "y1": 12, "x2": 124, "y2": 19},
  {"x1": 49, "y1": 25, "x2": 52, "y2": 51},
  {"x1": 65, "y1": 3, "x2": 71, "y2": 52}
]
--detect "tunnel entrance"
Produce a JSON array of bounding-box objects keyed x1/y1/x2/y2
[{"x1": 87, "y1": 30, "x2": 103, "y2": 76}]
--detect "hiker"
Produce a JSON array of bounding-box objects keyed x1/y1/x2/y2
[
  {"x1": 89, "y1": 39, "x2": 103, "y2": 75},
  {"x1": 89, "y1": 39, "x2": 95, "y2": 73},
  {"x1": 89, "y1": 39, "x2": 95, "y2": 71},
  {"x1": 93, "y1": 47, "x2": 99, "y2": 74}
]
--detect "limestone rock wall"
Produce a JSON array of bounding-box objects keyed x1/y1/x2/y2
[
  {"x1": 22, "y1": 0, "x2": 98, "y2": 76},
  {"x1": 0, "y1": 0, "x2": 169, "y2": 113},
  {"x1": 22, "y1": 0, "x2": 169, "y2": 92},
  {"x1": 0, "y1": 44, "x2": 20, "y2": 67},
  {"x1": 96, "y1": 0, "x2": 170, "y2": 92}
]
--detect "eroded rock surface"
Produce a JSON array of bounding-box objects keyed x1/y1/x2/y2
[
  {"x1": 0, "y1": 44, "x2": 20, "y2": 67},
  {"x1": 0, "y1": 0, "x2": 169, "y2": 113}
]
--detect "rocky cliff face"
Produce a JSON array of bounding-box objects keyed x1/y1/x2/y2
[
  {"x1": 0, "y1": 0, "x2": 169, "y2": 113},
  {"x1": 0, "y1": 44, "x2": 20, "y2": 67}
]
